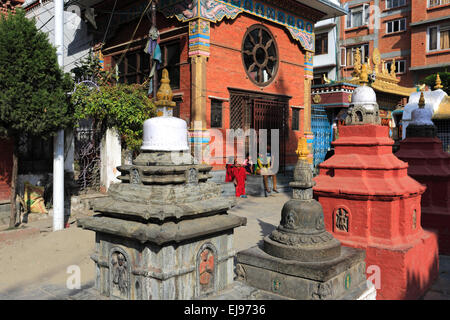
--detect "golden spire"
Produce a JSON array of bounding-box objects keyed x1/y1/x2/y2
[
  {"x1": 296, "y1": 137, "x2": 309, "y2": 161},
  {"x1": 155, "y1": 69, "x2": 176, "y2": 108},
  {"x1": 390, "y1": 58, "x2": 396, "y2": 77},
  {"x1": 359, "y1": 63, "x2": 369, "y2": 85},
  {"x1": 435, "y1": 73, "x2": 443, "y2": 90},
  {"x1": 418, "y1": 91, "x2": 425, "y2": 109}
]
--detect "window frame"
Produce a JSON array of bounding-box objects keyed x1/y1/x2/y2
[
  {"x1": 315, "y1": 32, "x2": 329, "y2": 55},
  {"x1": 386, "y1": 18, "x2": 407, "y2": 34},
  {"x1": 291, "y1": 107, "x2": 300, "y2": 131},
  {"x1": 428, "y1": 0, "x2": 450, "y2": 8},
  {"x1": 210, "y1": 99, "x2": 223, "y2": 128},
  {"x1": 427, "y1": 25, "x2": 450, "y2": 52},
  {"x1": 386, "y1": 0, "x2": 406, "y2": 10},
  {"x1": 346, "y1": 3, "x2": 370, "y2": 29},
  {"x1": 385, "y1": 59, "x2": 407, "y2": 74},
  {"x1": 342, "y1": 44, "x2": 370, "y2": 67}
]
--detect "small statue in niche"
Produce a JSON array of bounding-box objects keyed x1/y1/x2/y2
[
  {"x1": 111, "y1": 252, "x2": 129, "y2": 297},
  {"x1": 199, "y1": 248, "x2": 215, "y2": 292}
]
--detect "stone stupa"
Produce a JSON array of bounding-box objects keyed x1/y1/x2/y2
[
  {"x1": 77, "y1": 69, "x2": 246, "y2": 300},
  {"x1": 235, "y1": 137, "x2": 373, "y2": 300}
]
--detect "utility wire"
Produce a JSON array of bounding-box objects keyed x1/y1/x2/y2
[
  {"x1": 105, "y1": 0, "x2": 153, "y2": 82},
  {"x1": 102, "y1": 0, "x2": 118, "y2": 44}
]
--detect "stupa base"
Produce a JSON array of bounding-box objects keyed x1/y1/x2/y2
[
  {"x1": 235, "y1": 244, "x2": 370, "y2": 300},
  {"x1": 340, "y1": 229, "x2": 439, "y2": 300}
]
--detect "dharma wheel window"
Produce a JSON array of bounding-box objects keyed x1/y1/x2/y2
[{"x1": 242, "y1": 25, "x2": 279, "y2": 86}]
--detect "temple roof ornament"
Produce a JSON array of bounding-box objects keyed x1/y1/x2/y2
[
  {"x1": 350, "y1": 48, "x2": 416, "y2": 97},
  {"x1": 155, "y1": 69, "x2": 176, "y2": 109},
  {"x1": 345, "y1": 62, "x2": 381, "y2": 125},
  {"x1": 435, "y1": 73, "x2": 444, "y2": 90}
]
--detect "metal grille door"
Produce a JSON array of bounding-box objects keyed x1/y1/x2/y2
[
  {"x1": 311, "y1": 106, "x2": 332, "y2": 167},
  {"x1": 253, "y1": 99, "x2": 288, "y2": 171}
]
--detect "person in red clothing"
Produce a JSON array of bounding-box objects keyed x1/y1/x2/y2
[
  {"x1": 232, "y1": 158, "x2": 247, "y2": 198},
  {"x1": 225, "y1": 157, "x2": 235, "y2": 182}
]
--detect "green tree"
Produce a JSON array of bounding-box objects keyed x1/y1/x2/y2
[
  {"x1": 420, "y1": 72, "x2": 450, "y2": 95},
  {"x1": 0, "y1": 9, "x2": 73, "y2": 228},
  {"x1": 71, "y1": 54, "x2": 155, "y2": 154}
]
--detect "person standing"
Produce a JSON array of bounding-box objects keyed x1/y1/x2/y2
[{"x1": 256, "y1": 145, "x2": 278, "y2": 197}]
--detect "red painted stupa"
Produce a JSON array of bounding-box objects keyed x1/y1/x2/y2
[
  {"x1": 396, "y1": 91, "x2": 450, "y2": 255},
  {"x1": 313, "y1": 68, "x2": 439, "y2": 300}
]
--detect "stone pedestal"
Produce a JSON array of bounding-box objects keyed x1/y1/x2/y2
[
  {"x1": 396, "y1": 126, "x2": 450, "y2": 255},
  {"x1": 236, "y1": 139, "x2": 370, "y2": 300},
  {"x1": 78, "y1": 150, "x2": 246, "y2": 300},
  {"x1": 78, "y1": 105, "x2": 246, "y2": 299},
  {"x1": 314, "y1": 124, "x2": 439, "y2": 300}
]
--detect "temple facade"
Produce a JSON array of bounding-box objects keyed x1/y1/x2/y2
[{"x1": 74, "y1": 0, "x2": 346, "y2": 169}]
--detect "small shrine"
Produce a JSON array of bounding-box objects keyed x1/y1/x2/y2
[
  {"x1": 396, "y1": 92, "x2": 450, "y2": 255},
  {"x1": 313, "y1": 65, "x2": 439, "y2": 300},
  {"x1": 77, "y1": 70, "x2": 246, "y2": 300},
  {"x1": 401, "y1": 74, "x2": 450, "y2": 152},
  {"x1": 235, "y1": 138, "x2": 374, "y2": 300}
]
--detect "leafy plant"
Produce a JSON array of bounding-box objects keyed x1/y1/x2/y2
[
  {"x1": 71, "y1": 82, "x2": 155, "y2": 152},
  {"x1": 71, "y1": 53, "x2": 155, "y2": 152},
  {"x1": 0, "y1": 9, "x2": 74, "y2": 228}
]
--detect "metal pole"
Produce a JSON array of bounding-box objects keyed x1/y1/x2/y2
[{"x1": 53, "y1": 0, "x2": 65, "y2": 231}]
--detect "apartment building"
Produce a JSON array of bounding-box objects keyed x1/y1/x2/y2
[{"x1": 338, "y1": 0, "x2": 450, "y2": 87}]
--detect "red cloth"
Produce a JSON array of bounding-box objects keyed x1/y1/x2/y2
[
  {"x1": 232, "y1": 166, "x2": 247, "y2": 197},
  {"x1": 225, "y1": 164, "x2": 234, "y2": 182}
]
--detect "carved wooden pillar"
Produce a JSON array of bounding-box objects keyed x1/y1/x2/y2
[
  {"x1": 304, "y1": 51, "x2": 314, "y2": 165},
  {"x1": 188, "y1": 18, "x2": 210, "y2": 161}
]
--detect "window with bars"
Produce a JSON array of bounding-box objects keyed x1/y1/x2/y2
[
  {"x1": 429, "y1": 0, "x2": 450, "y2": 8},
  {"x1": 114, "y1": 51, "x2": 150, "y2": 84},
  {"x1": 341, "y1": 44, "x2": 369, "y2": 67},
  {"x1": 385, "y1": 60, "x2": 406, "y2": 73},
  {"x1": 211, "y1": 100, "x2": 223, "y2": 128},
  {"x1": 157, "y1": 41, "x2": 181, "y2": 90},
  {"x1": 315, "y1": 33, "x2": 328, "y2": 55},
  {"x1": 428, "y1": 25, "x2": 450, "y2": 51},
  {"x1": 386, "y1": 18, "x2": 406, "y2": 34},
  {"x1": 386, "y1": 0, "x2": 406, "y2": 9},
  {"x1": 113, "y1": 41, "x2": 181, "y2": 88},
  {"x1": 346, "y1": 4, "x2": 370, "y2": 29},
  {"x1": 292, "y1": 107, "x2": 300, "y2": 131}
]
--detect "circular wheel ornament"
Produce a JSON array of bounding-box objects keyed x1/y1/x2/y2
[{"x1": 242, "y1": 25, "x2": 279, "y2": 86}]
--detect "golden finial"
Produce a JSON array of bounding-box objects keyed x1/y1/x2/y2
[
  {"x1": 359, "y1": 63, "x2": 369, "y2": 85},
  {"x1": 390, "y1": 59, "x2": 396, "y2": 77},
  {"x1": 418, "y1": 91, "x2": 425, "y2": 109},
  {"x1": 155, "y1": 69, "x2": 176, "y2": 108},
  {"x1": 295, "y1": 137, "x2": 309, "y2": 160},
  {"x1": 435, "y1": 73, "x2": 443, "y2": 90}
]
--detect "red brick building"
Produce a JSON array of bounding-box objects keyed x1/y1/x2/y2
[
  {"x1": 339, "y1": 0, "x2": 450, "y2": 87},
  {"x1": 85, "y1": 0, "x2": 346, "y2": 170}
]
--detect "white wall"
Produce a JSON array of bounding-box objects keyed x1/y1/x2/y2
[
  {"x1": 25, "y1": 0, "x2": 93, "y2": 73},
  {"x1": 313, "y1": 0, "x2": 341, "y2": 81}
]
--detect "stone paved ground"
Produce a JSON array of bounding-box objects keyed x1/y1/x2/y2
[{"x1": 0, "y1": 192, "x2": 449, "y2": 300}]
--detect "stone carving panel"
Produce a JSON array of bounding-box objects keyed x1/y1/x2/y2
[
  {"x1": 335, "y1": 207, "x2": 349, "y2": 232},
  {"x1": 197, "y1": 244, "x2": 217, "y2": 295},
  {"x1": 110, "y1": 250, "x2": 130, "y2": 299}
]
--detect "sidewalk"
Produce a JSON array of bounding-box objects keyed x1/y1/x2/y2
[{"x1": 0, "y1": 192, "x2": 449, "y2": 300}]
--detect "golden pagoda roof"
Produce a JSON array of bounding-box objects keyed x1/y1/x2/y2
[
  {"x1": 349, "y1": 48, "x2": 416, "y2": 97},
  {"x1": 433, "y1": 95, "x2": 450, "y2": 120}
]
